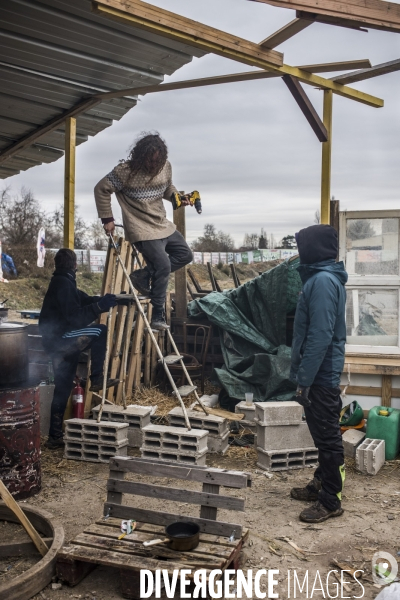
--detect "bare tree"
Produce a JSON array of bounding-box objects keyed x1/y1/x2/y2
[
  {"x1": 46, "y1": 205, "x2": 89, "y2": 249},
  {"x1": 191, "y1": 223, "x2": 235, "y2": 252},
  {"x1": 88, "y1": 220, "x2": 108, "y2": 250},
  {"x1": 242, "y1": 233, "x2": 259, "y2": 250},
  {"x1": 0, "y1": 187, "x2": 46, "y2": 245}
]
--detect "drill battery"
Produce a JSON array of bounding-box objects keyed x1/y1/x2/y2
[{"x1": 171, "y1": 190, "x2": 202, "y2": 214}]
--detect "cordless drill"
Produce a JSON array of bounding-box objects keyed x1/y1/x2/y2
[{"x1": 171, "y1": 190, "x2": 202, "y2": 214}]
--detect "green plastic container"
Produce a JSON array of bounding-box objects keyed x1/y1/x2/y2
[{"x1": 366, "y1": 406, "x2": 400, "y2": 460}]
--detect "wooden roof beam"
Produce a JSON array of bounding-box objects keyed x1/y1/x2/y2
[
  {"x1": 332, "y1": 58, "x2": 400, "y2": 85},
  {"x1": 282, "y1": 75, "x2": 328, "y2": 142},
  {"x1": 249, "y1": 0, "x2": 400, "y2": 34},
  {"x1": 92, "y1": 0, "x2": 383, "y2": 108},
  {"x1": 259, "y1": 17, "x2": 314, "y2": 48}
]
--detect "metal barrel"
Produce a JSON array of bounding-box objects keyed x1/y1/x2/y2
[
  {"x1": 0, "y1": 322, "x2": 29, "y2": 386},
  {"x1": 0, "y1": 385, "x2": 41, "y2": 499}
]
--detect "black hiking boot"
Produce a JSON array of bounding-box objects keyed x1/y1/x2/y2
[
  {"x1": 291, "y1": 477, "x2": 321, "y2": 501},
  {"x1": 129, "y1": 268, "x2": 151, "y2": 296},
  {"x1": 150, "y1": 309, "x2": 169, "y2": 331},
  {"x1": 45, "y1": 436, "x2": 65, "y2": 450},
  {"x1": 89, "y1": 377, "x2": 120, "y2": 392},
  {"x1": 299, "y1": 500, "x2": 344, "y2": 523}
]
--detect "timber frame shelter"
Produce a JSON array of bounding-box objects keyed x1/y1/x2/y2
[{"x1": 0, "y1": 0, "x2": 399, "y2": 243}]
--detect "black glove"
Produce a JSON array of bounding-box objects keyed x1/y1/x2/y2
[
  {"x1": 97, "y1": 293, "x2": 117, "y2": 312},
  {"x1": 293, "y1": 385, "x2": 311, "y2": 408}
]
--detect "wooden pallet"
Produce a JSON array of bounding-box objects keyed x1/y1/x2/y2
[{"x1": 56, "y1": 458, "x2": 251, "y2": 599}]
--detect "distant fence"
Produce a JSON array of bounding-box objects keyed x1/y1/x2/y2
[
  {"x1": 49, "y1": 248, "x2": 298, "y2": 273},
  {"x1": 192, "y1": 249, "x2": 298, "y2": 265}
]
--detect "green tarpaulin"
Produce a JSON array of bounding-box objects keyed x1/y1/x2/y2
[{"x1": 188, "y1": 258, "x2": 302, "y2": 403}]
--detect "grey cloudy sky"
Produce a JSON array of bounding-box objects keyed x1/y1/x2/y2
[{"x1": 4, "y1": 0, "x2": 400, "y2": 246}]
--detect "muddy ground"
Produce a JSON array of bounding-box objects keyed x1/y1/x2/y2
[{"x1": 1, "y1": 441, "x2": 399, "y2": 600}]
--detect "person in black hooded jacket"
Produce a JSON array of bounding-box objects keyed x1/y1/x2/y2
[
  {"x1": 39, "y1": 249, "x2": 119, "y2": 449},
  {"x1": 290, "y1": 224, "x2": 347, "y2": 523}
]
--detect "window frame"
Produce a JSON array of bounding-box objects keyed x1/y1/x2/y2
[{"x1": 339, "y1": 209, "x2": 400, "y2": 356}]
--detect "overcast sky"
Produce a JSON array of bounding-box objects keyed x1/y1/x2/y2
[{"x1": 3, "y1": 0, "x2": 400, "y2": 246}]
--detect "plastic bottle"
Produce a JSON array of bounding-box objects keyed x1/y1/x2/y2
[{"x1": 366, "y1": 406, "x2": 400, "y2": 460}]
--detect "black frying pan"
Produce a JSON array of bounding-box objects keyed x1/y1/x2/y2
[{"x1": 143, "y1": 521, "x2": 200, "y2": 551}]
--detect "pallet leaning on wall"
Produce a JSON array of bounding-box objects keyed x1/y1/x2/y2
[{"x1": 84, "y1": 239, "x2": 157, "y2": 417}]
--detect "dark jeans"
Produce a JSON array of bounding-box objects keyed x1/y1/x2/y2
[
  {"x1": 135, "y1": 230, "x2": 193, "y2": 310},
  {"x1": 49, "y1": 324, "x2": 107, "y2": 438},
  {"x1": 304, "y1": 384, "x2": 345, "y2": 510}
]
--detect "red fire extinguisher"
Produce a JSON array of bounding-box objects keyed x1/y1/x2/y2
[{"x1": 72, "y1": 378, "x2": 85, "y2": 419}]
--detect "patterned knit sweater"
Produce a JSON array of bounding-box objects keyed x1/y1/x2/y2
[{"x1": 94, "y1": 160, "x2": 178, "y2": 243}]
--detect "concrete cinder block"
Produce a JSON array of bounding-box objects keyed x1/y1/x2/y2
[
  {"x1": 65, "y1": 419, "x2": 129, "y2": 445},
  {"x1": 257, "y1": 446, "x2": 318, "y2": 472},
  {"x1": 91, "y1": 404, "x2": 151, "y2": 448},
  {"x1": 168, "y1": 407, "x2": 228, "y2": 435},
  {"x1": 235, "y1": 401, "x2": 256, "y2": 422},
  {"x1": 342, "y1": 429, "x2": 366, "y2": 458},
  {"x1": 140, "y1": 447, "x2": 208, "y2": 466},
  {"x1": 142, "y1": 424, "x2": 208, "y2": 454},
  {"x1": 254, "y1": 401, "x2": 303, "y2": 426},
  {"x1": 256, "y1": 422, "x2": 315, "y2": 452},
  {"x1": 207, "y1": 431, "x2": 230, "y2": 455},
  {"x1": 356, "y1": 438, "x2": 385, "y2": 475},
  {"x1": 64, "y1": 439, "x2": 128, "y2": 463}
]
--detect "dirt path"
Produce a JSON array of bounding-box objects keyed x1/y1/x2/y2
[{"x1": 2, "y1": 443, "x2": 397, "y2": 600}]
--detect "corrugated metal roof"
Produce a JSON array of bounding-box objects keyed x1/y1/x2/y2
[{"x1": 0, "y1": 0, "x2": 206, "y2": 179}]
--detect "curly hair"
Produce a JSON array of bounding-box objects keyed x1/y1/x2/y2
[{"x1": 126, "y1": 132, "x2": 168, "y2": 180}]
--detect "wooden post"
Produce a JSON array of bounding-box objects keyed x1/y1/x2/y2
[
  {"x1": 173, "y1": 207, "x2": 188, "y2": 318},
  {"x1": 330, "y1": 198, "x2": 340, "y2": 260},
  {"x1": 64, "y1": 117, "x2": 76, "y2": 249},
  {"x1": 381, "y1": 375, "x2": 392, "y2": 407},
  {"x1": 320, "y1": 90, "x2": 333, "y2": 225}
]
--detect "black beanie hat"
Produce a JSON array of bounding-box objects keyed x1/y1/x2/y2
[{"x1": 296, "y1": 224, "x2": 338, "y2": 265}]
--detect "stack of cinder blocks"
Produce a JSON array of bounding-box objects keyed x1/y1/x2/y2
[
  {"x1": 141, "y1": 424, "x2": 208, "y2": 465},
  {"x1": 234, "y1": 401, "x2": 256, "y2": 433},
  {"x1": 64, "y1": 418, "x2": 128, "y2": 463},
  {"x1": 356, "y1": 438, "x2": 385, "y2": 475},
  {"x1": 92, "y1": 404, "x2": 151, "y2": 447},
  {"x1": 168, "y1": 407, "x2": 229, "y2": 454},
  {"x1": 255, "y1": 401, "x2": 318, "y2": 472}
]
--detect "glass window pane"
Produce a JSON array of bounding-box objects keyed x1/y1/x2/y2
[
  {"x1": 346, "y1": 218, "x2": 399, "y2": 275},
  {"x1": 346, "y1": 289, "x2": 398, "y2": 346}
]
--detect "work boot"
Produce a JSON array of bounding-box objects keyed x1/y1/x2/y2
[
  {"x1": 150, "y1": 309, "x2": 169, "y2": 331},
  {"x1": 290, "y1": 477, "x2": 321, "y2": 501},
  {"x1": 299, "y1": 500, "x2": 344, "y2": 523},
  {"x1": 89, "y1": 377, "x2": 120, "y2": 392},
  {"x1": 45, "y1": 436, "x2": 65, "y2": 450},
  {"x1": 130, "y1": 268, "x2": 151, "y2": 296}
]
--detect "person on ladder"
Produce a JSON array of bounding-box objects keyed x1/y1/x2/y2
[
  {"x1": 39, "y1": 249, "x2": 124, "y2": 449},
  {"x1": 94, "y1": 132, "x2": 194, "y2": 330},
  {"x1": 290, "y1": 224, "x2": 347, "y2": 523}
]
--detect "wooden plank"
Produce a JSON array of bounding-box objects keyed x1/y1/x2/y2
[
  {"x1": 230, "y1": 264, "x2": 241, "y2": 288},
  {"x1": 0, "y1": 481, "x2": 48, "y2": 557},
  {"x1": 103, "y1": 503, "x2": 242, "y2": 537},
  {"x1": 116, "y1": 303, "x2": 136, "y2": 403},
  {"x1": 345, "y1": 355, "x2": 400, "y2": 365},
  {"x1": 143, "y1": 304, "x2": 153, "y2": 386},
  {"x1": 109, "y1": 457, "x2": 250, "y2": 488},
  {"x1": 282, "y1": 74, "x2": 328, "y2": 142},
  {"x1": 107, "y1": 479, "x2": 245, "y2": 512},
  {"x1": 300, "y1": 59, "x2": 372, "y2": 73},
  {"x1": 150, "y1": 330, "x2": 159, "y2": 386},
  {"x1": 259, "y1": 17, "x2": 314, "y2": 48},
  {"x1": 0, "y1": 537, "x2": 53, "y2": 558},
  {"x1": 340, "y1": 385, "x2": 400, "y2": 399},
  {"x1": 344, "y1": 363, "x2": 400, "y2": 375},
  {"x1": 92, "y1": 0, "x2": 384, "y2": 109},
  {"x1": 320, "y1": 90, "x2": 333, "y2": 224},
  {"x1": 84, "y1": 524, "x2": 235, "y2": 557},
  {"x1": 381, "y1": 375, "x2": 392, "y2": 407},
  {"x1": 107, "y1": 469, "x2": 125, "y2": 506},
  {"x1": 332, "y1": 58, "x2": 400, "y2": 85},
  {"x1": 93, "y1": 0, "x2": 283, "y2": 66},
  {"x1": 200, "y1": 483, "x2": 220, "y2": 521},
  {"x1": 63, "y1": 117, "x2": 76, "y2": 249},
  {"x1": 188, "y1": 267, "x2": 208, "y2": 293},
  {"x1": 173, "y1": 207, "x2": 188, "y2": 318},
  {"x1": 57, "y1": 543, "x2": 199, "y2": 575},
  {"x1": 330, "y1": 198, "x2": 340, "y2": 240},
  {"x1": 251, "y1": 0, "x2": 400, "y2": 33}
]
